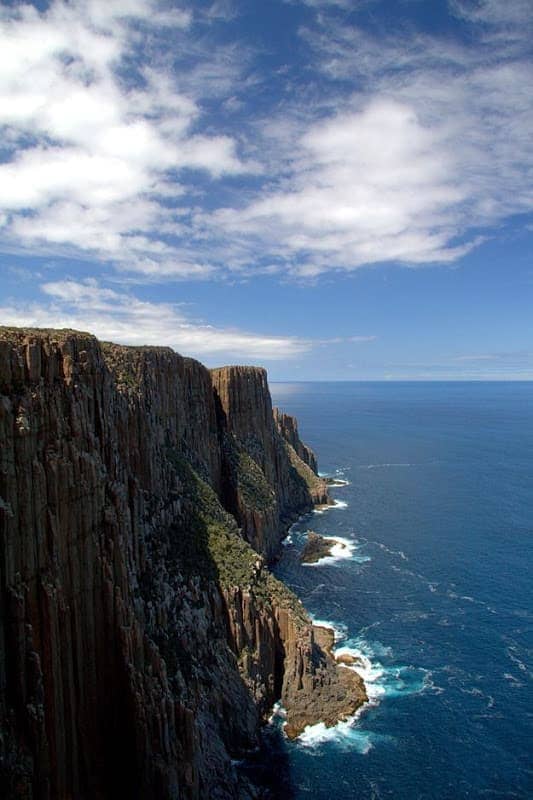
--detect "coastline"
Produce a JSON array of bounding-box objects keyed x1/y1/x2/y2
[
  {"x1": 0, "y1": 326, "x2": 365, "y2": 797},
  {"x1": 273, "y1": 489, "x2": 370, "y2": 743}
]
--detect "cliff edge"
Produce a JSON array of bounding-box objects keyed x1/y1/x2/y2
[{"x1": 0, "y1": 327, "x2": 366, "y2": 799}]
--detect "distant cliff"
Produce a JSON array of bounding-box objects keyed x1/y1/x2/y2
[{"x1": 0, "y1": 328, "x2": 365, "y2": 799}]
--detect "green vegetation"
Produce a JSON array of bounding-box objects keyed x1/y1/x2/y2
[
  {"x1": 165, "y1": 449, "x2": 308, "y2": 628},
  {"x1": 100, "y1": 341, "x2": 143, "y2": 393},
  {"x1": 167, "y1": 449, "x2": 258, "y2": 585},
  {"x1": 286, "y1": 440, "x2": 325, "y2": 496},
  {"x1": 223, "y1": 434, "x2": 276, "y2": 512}
]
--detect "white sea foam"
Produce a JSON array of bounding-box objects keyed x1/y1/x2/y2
[
  {"x1": 268, "y1": 701, "x2": 287, "y2": 724},
  {"x1": 333, "y1": 499, "x2": 348, "y2": 509},
  {"x1": 506, "y1": 646, "x2": 530, "y2": 675},
  {"x1": 292, "y1": 622, "x2": 433, "y2": 750},
  {"x1": 318, "y1": 468, "x2": 351, "y2": 478},
  {"x1": 372, "y1": 541, "x2": 409, "y2": 561},
  {"x1": 309, "y1": 616, "x2": 348, "y2": 642},
  {"x1": 297, "y1": 717, "x2": 374, "y2": 753},
  {"x1": 333, "y1": 636, "x2": 433, "y2": 703},
  {"x1": 302, "y1": 535, "x2": 370, "y2": 567},
  {"x1": 503, "y1": 672, "x2": 524, "y2": 686},
  {"x1": 357, "y1": 462, "x2": 415, "y2": 469},
  {"x1": 313, "y1": 498, "x2": 349, "y2": 515},
  {"x1": 334, "y1": 648, "x2": 386, "y2": 703}
]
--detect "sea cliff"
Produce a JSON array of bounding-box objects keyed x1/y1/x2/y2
[{"x1": 0, "y1": 327, "x2": 366, "y2": 799}]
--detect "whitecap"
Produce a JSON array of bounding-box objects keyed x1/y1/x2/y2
[
  {"x1": 297, "y1": 717, "x2": 374, "y2": 753},
  {"x1": 291, "y1": 626, "x2": 433, "y2": 752},
  {"x1": 295, "y1": 644, "x2": 432, "y2": 751},
  {"x1": 333, "y1": 499, "x2": 348, "y2": 509},
  {"x1": 505, "y1": 647, "x2": 530, "y2": 675},
  {"x1": 313, "y1": 499, "x2": 348, "y2": 515},
  {"x1": 302, "y1": 535, "x2": 370, "y2": 567},
  {"x1": 318, "y1": 468, "x2": 351, "y2": 477},
  {"x1": 268, "y1": 701, "x2": 287, "y2": 724},
  {"x1": 503, "y1": 672, "x2": 524, "y2": 686},
  {"x1": 334, "y1": 637, "x2": 431, "y2": 703},
  {"x1": 309, "y1": 616, "x2": 348, "y2": 642},
  {"x1": 357, "y1": 463, "x2": 414, "y2": 470},
  {"x1": 371, "y1": 541, "x2": 409, "y2": 561}
]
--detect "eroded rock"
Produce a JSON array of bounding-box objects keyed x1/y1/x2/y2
[{"x1": 0, "y1": 327, "x2": 365, "y2": 799}]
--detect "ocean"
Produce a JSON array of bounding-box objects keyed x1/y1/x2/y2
[{"x1": 265, "y1": 381, "x2": 532, "y2": 800}]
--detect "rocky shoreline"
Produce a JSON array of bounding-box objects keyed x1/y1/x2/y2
[
  {"x1": 300, "y1": 531, "x2": 346, "y2": 563},
  {"x1": 0, "y1": 326, "x2": 367, "y2": 799},
  {"x1": 324, "y1": 476, "x2": 350, "y2": 487}
]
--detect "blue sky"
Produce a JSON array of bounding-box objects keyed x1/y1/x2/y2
[{"x1": 0, "y1": 0, "x2": 532, "y2": 379}]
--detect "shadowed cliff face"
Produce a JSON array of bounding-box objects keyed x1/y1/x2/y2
[
  {"x1": 273, "y1": 409, "x2": 318, "y2": 475},
  {"x1": 212, "y1": 367, "x2": 330, "y2": 561},
  {"x1": 0, "y1": 328, "x2": 365, "y2": 800}
]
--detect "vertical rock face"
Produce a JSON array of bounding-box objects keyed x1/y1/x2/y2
[
  {"x1": 273, "y1": 408, "x2": 318, "y2": 474},
  {"x1": 0, "y1": 328, "x2": 364, "y2": 800},
  {"x1": 212, "y1": 367, "x2": 330, "y2": 560}
]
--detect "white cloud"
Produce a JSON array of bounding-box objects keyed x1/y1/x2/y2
[
  {"x1": 0, "y1": 279, "x2": 375, "y2": 361},
  {"x1": 454, "y1": 354, "x2": 500, "y2": 362},
  {"x1": 0, "y1": 0, "x2": 246, "y2": 275},
  {"x1": 1, "y1": 0, "x2": 531, "y2": 282},
  {"x1": 209, "y1": 98, "x2": 477, "y2": 271},
  {"x1": 0, "y1": 279, "x2": 309, "y2": 360},
  {"x1": 450, "y1": 0, "x2": 533, "y2": 27},
  {"x1": 297, "y1": 0, "x2": 355, "y2": 7},
  {"x1": 318, "y1": 335, "x2": 376, "y2": 345},
  {"x1": 202, "y1": 0, "x2": 533, "y2": 276}
]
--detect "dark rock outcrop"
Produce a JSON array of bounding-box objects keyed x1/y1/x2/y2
[
  {"x1": 212, "y1": 367, "x2": 330, "y2": 560},
  {"x1": 300, "y1": 532, "x2": 344, "y2": 564},
  {"x1": 0, "y1": 328, "x2": 365, "y2": 800},
  {"x1": 273, "y1": 408, "x2": 317, "y2": 474},
  {"x1": 282, "y1": 624, "x2": 367, "y2": 739}
]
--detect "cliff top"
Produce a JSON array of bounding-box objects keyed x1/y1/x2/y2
[
  {"x1": 0, "y1": 326, "x2": 96, "y2": 342},
  {"x1": 211, "y1": 365, "x2": 267, "y2": 377},
  {"x1": 0, "y1": 326, "x2": 176, "y2": 355},
  {"x1": 0, "y1": 328, "x2": 270, "y2": 376}
]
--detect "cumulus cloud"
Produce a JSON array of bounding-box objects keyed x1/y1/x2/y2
[
  {"x1": 0, "y1": 0, "x2": 531, "y2": 281},
  {"x1": 0, "y1": 279, "x2": 310, "y2": 360},
  {"x1": 0, "y1": 279, "x2": 374, "y2": 361},
  {"x1": 204, "y1": 0, "x2": 533, "y2": 275},
  {"x1": 211, "y1": 98, "x2": 476, "y2": 272},
  {"x1": 0, "y1": 0, "x2": 246, "y2": 275}
]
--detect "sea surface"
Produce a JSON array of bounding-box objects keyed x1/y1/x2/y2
[{"x1": 266, "y1": 381, "x2": 532, "y2": 800}]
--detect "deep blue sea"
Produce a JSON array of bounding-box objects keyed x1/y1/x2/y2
[{"x1": 267, "y1": 382, "x2": 533, "y2": 800}]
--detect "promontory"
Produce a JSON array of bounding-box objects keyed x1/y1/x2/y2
[{"x1": 0, "y1": 327, "x2": 366, "y2": 799}]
